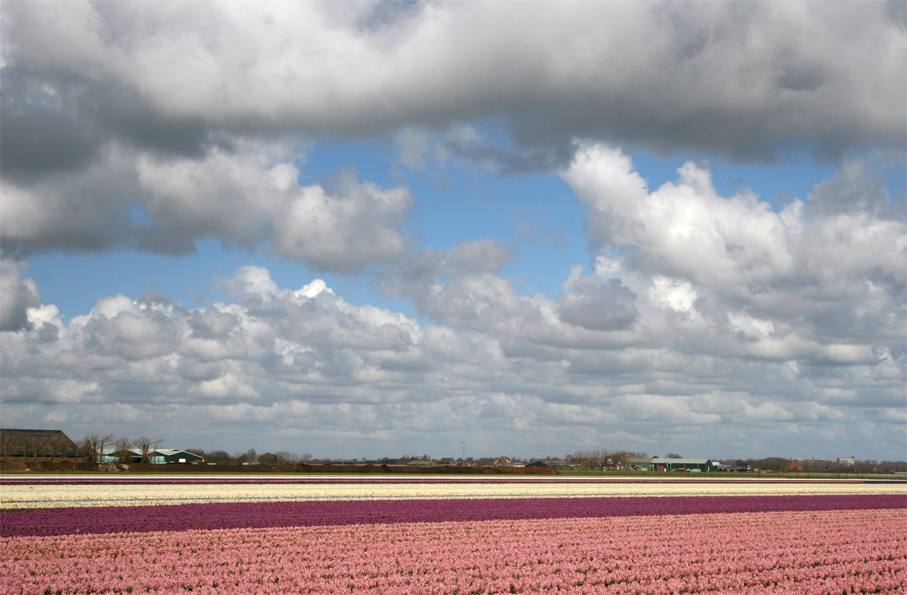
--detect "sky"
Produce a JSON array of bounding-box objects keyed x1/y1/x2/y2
[{"x1": 1, "y1": 1, "x2": 905, "y2": 463}]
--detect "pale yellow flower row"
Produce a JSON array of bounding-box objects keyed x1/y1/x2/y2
[{"x1": 2, "y1": 479, "x2": 903, "y2": 509}]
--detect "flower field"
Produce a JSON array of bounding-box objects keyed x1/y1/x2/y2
[
  {"x1": 2, "y1": 494, "x2": 904, "y2": 538},
  {"x1": 1, "y1": 476, "x2": 905, "y2": 594},
  {"x1": 2, "y1": 475, "x2": 902, "y2": 509}
]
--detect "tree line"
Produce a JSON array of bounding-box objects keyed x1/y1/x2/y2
[
  {"x1": 3, "y1": 431, "x2": 904, "y2": 473},
  {"x1": 184, "y1": 448, "x2": 314, "y2": 466}
]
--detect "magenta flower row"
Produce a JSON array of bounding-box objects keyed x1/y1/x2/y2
[
  {"x1": 2, "y1": 509, "x2": 904, "y2": 594},
  {"x1": 2, "y1": 494, "x2": 903, "y2": 538}
]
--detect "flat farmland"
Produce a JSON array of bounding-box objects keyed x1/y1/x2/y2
[
  {"x1": 2, "y1": 475, "x2": 904, "y2": 508},
  {"x1": 1, "y1": 475, "x2": 904, "y2": 594}
]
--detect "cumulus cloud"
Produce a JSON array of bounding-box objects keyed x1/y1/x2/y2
[
  {"x1": 558, "y1": 277, "x2": 638, "y2": 332},
  {"x1": 271, "y1": 169, "x2": 412, "y2": 271},
  {"x1": 563, "y1": 144, "x2": 801, "y2": 290},
  {"x1": 0, "y1": 146, "x2": 141, "y2": 252},
  {"x1": 0, "y1": 256, "x2": 41, "y2": 331},
  {"x1": 135, "y1": 143, "x2": 413, "y2": 269},
  {"x1": 2, "y1": 245, "x2": 904, "y2": 458},
  {"x1": 3, "y1": 0, "x2": 902, "y2": 272},
  {"x1": 561, "y1": 144, "x2": 906, "y2": 348},
  {"x1": 1, "y1": 138, "x2": 413, "y2": 270},
  {"x1": 1, "y1": 0, "x2": 903, "y2": 184}
]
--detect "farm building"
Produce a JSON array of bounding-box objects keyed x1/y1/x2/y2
[
  {"x1": 525, "y1": 460, "x2": 554, "y2": 468},
  {"x1": 649, "y1": 458, "x2": 714, "y2": 472},
  {"x1": 494, "y1": 456, "x2": 526, "y2": 467},
  {"x1": 0, "y1": 429, "x2": 79, "y2": 461},
  {"x1": 625, "y1": 457, "x2": 654, "y2": 470},
  {"x1": 149, "y1": 449, "x2": 204, "y2": 464},
  {"x1": 101, "y1": 447, "x2": 204, "y2": 464},
  {"x1": 407, "y1": 459, "x2": 435, "y2": 468}
]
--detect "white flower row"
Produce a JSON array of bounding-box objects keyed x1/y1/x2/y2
[{"x1": 2, "y1": 479, "x2": 904, "y2": 509}]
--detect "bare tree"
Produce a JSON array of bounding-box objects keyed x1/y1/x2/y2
[
  {"x1": 114, "y1": 437, "x2": 133, "y2": 463},
  {"x1": 275, "y1": 451, "x2": 299, "y2": 464},
  {"x1": 0, "y1": 432, "x2": 13, "y2": 462},
  {"x1": 22, "y1": 433, "x2": 42, "y2": 463},
  {"x1": 77, "y1": 435, "x2": 96, "y2": 463},
  {"x1": 31, "y1": 435, "x2": 46, "y2": 462},
  {"x1": 98, "y1": 434, "x2": 114, "y2": 461},
  {"x1": 133, "y1": 437, "x2": 163, "y2": 464},
  {"x1": 186, "y1": 449, "x2": 231, "y2": 465},
  {"x1": 239, "y1": 448, "x2": 258, "y2": 464},
  {"x1": 39, "y1": 436, "x2": 56, "y2": 461},
  {"x1": 78, "y1": 433, "x2": 114, "y2": 463},
  {"x1": 48, "y1": 433, "x2": 70, "y2": 462}
]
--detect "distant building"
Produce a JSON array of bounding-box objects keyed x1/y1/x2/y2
[
  {"x1": 0, "y1": 429, "x2": 78, "y2": 461},
  {"x1": 625, "y1": 457, "x2": 654, "y2": 470},
  {"x1": 649, "y1": 458, "x2": 714, "y2": 472},
  {"x1": 150, "y1": 449, "x2": 204, "y2": 464},
  {"x1": 407, "y1": 459, "x2": 435, "y2": 468},
  {"x1": 101, "y1": 447, "x2": 203, "y2": 464},
  {"x1": 837, "y1": 457, "x2": 855, "y2": 467},
  {"x1": 713, "y1": 461, "x2": 749, "y2": 472}
]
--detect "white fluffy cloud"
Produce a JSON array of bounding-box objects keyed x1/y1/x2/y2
[
  {"x1": 2, "y1": 139, "x2": 412, "y2": 270},
  {"x1": 562, "y1": 144, "x2": 905, "y2": 349},
  {"x1": 0, "y1": 256, "x2": 41, "y2": 331},
  {"x1": 2, "y1": 225, "x2": 904, "y2": 458},
  {"x1": 2, "y1": 251, "x2": 905, "y2": 456}
]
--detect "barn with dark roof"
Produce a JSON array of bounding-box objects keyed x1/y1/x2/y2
[{"x1": 0, "y1": 429, "x2": 79, "y2": 461}]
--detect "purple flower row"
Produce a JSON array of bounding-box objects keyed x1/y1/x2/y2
[{"x1": 2, "y1": 494, "x2": 903, "y2": 538}]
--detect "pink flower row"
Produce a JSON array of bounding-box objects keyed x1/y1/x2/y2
[
  {"x1": 3, "y1": 494, "x2": 902, "y2": 538},
  {"x1": 2, "y1": 508, "x2": 904, "y2": 594}
]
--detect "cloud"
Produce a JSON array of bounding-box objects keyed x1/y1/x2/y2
[
  {"x1": 1, "y1": 0, "x2": 903, "y2": 187},
  {"x1": 3, "y1": 1, "x2": 902, "y2": 273},
  {"x1": 0, "y1": 256, "x2": 41, "y2": 331},
  {"x1": 1, "y1": 245, "x2": 904, "y2": 458},
  {"x1": 395, "y1": 124, "x2": 575, "y2": 175},
  {"x1": 135, "y1": 142, "x2": 414, "y2": 270},
  {"x1": 271, "y1": 169, "x2": 412, "y2": 271},
  {"x1": 562, "y1": 144, "x2": 800, "y2": 290},
  {"x1": 0, "y1": 145, "x2": 141, "y2": 252},
  {"x1": 558, "y1": 277, "x2": 638, "y2": 332},
  {"x1": 561, "y1": 144, "x2": 906, "y2": 349},
  {"x1": 1, "y1": 1, "x2": 903, "y2": 460},
  {"x1": 1, "y1": 138, "x2": 413, "y2": 271}
]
